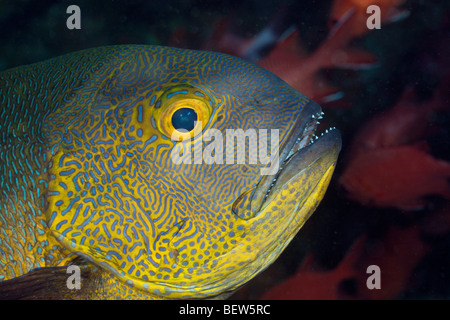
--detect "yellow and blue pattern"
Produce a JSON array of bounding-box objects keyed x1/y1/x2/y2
[{"x1": 0, "y1": 45, "x2": 340, "y2": 299}]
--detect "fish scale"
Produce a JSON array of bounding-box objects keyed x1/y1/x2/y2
[{"x1": 0, "y1": 45, "x2": 340, "y2": 299}]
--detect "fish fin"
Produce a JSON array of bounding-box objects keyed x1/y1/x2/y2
[{"x1": 0, "y1": 261, "x2": 100, "y2": 300}]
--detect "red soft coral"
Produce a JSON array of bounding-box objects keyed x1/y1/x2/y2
[
  {"x1": 259, "y1": 239, "x2": 364, "y2": 300},
  {"x1": 328, "y1": 0, "x2": 409, "y2": 37},
  {"x1": 339, "y1": 77, "x2": 450, "y2": 210}
]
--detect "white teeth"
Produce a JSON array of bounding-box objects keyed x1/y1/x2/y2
[
  {"x1": 266, "y1": 114, "x2": 335, "y2": 201},
  {"x1": 312, "y1": 112, "x2": 325, "y2": 120},
  {"x1": 262, "y1": 126, "x2": 337, "y2": 207},
  {"x1": 312, "y1": 112, "x2": 324, "y2": 120},
  {"x1": 307, "y1": 126, "x2": 335, "y2": 145}
]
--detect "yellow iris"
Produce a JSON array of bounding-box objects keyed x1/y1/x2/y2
[{"x1": 152, "y1": 85, "x2": 213, "y2": 141}]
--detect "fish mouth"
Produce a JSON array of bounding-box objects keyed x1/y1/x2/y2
[{"x1": 247, "y1": 100, "x2": 341, "y2": 216}]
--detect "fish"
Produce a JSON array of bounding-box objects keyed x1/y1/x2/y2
[{"x1": 0, "y1": 45, "x2": 341, "y2": 299}]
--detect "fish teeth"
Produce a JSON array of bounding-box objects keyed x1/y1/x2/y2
[
  {"x1": 287, "y1": 135, "x2": 304, "y2": 159},
  {"x1": 321, "y1": 127, "x2": 336, "y2": 136},
  {"x1": 313, "y1": 111, "x2": 324, "y2": 120},
  {"x1": 307, "y1": 126, "x2": 337, "y2": 144},
  {"x1": 263, "y1": 177, "x2": 278, "y2": 201},
  {"x1": 263, "y1": 125, "x2": 336, "y2": 205}
]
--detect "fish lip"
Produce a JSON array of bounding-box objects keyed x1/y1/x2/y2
[
  {"x1": 268, "y1": 126, "x2": 341, "y2": 204},
  {"x1": 250, "y1": 100, "x2": 323, "y2": 214}
]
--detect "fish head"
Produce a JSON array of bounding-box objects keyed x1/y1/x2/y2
[{"x1": 45, "y1": 45, "x2": 341, "y2": 298}]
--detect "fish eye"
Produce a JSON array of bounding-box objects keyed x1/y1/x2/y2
[
  {"x1": 171, "y1": 107, "x2": 198, "y2": 132},
  {"x1": 152, "y1": 85, "x2": 213, "y2": 141}
]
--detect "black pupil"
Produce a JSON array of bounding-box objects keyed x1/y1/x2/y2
[{"x1": 172, "y1": 108, "x2": 198, "y2": 132}]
